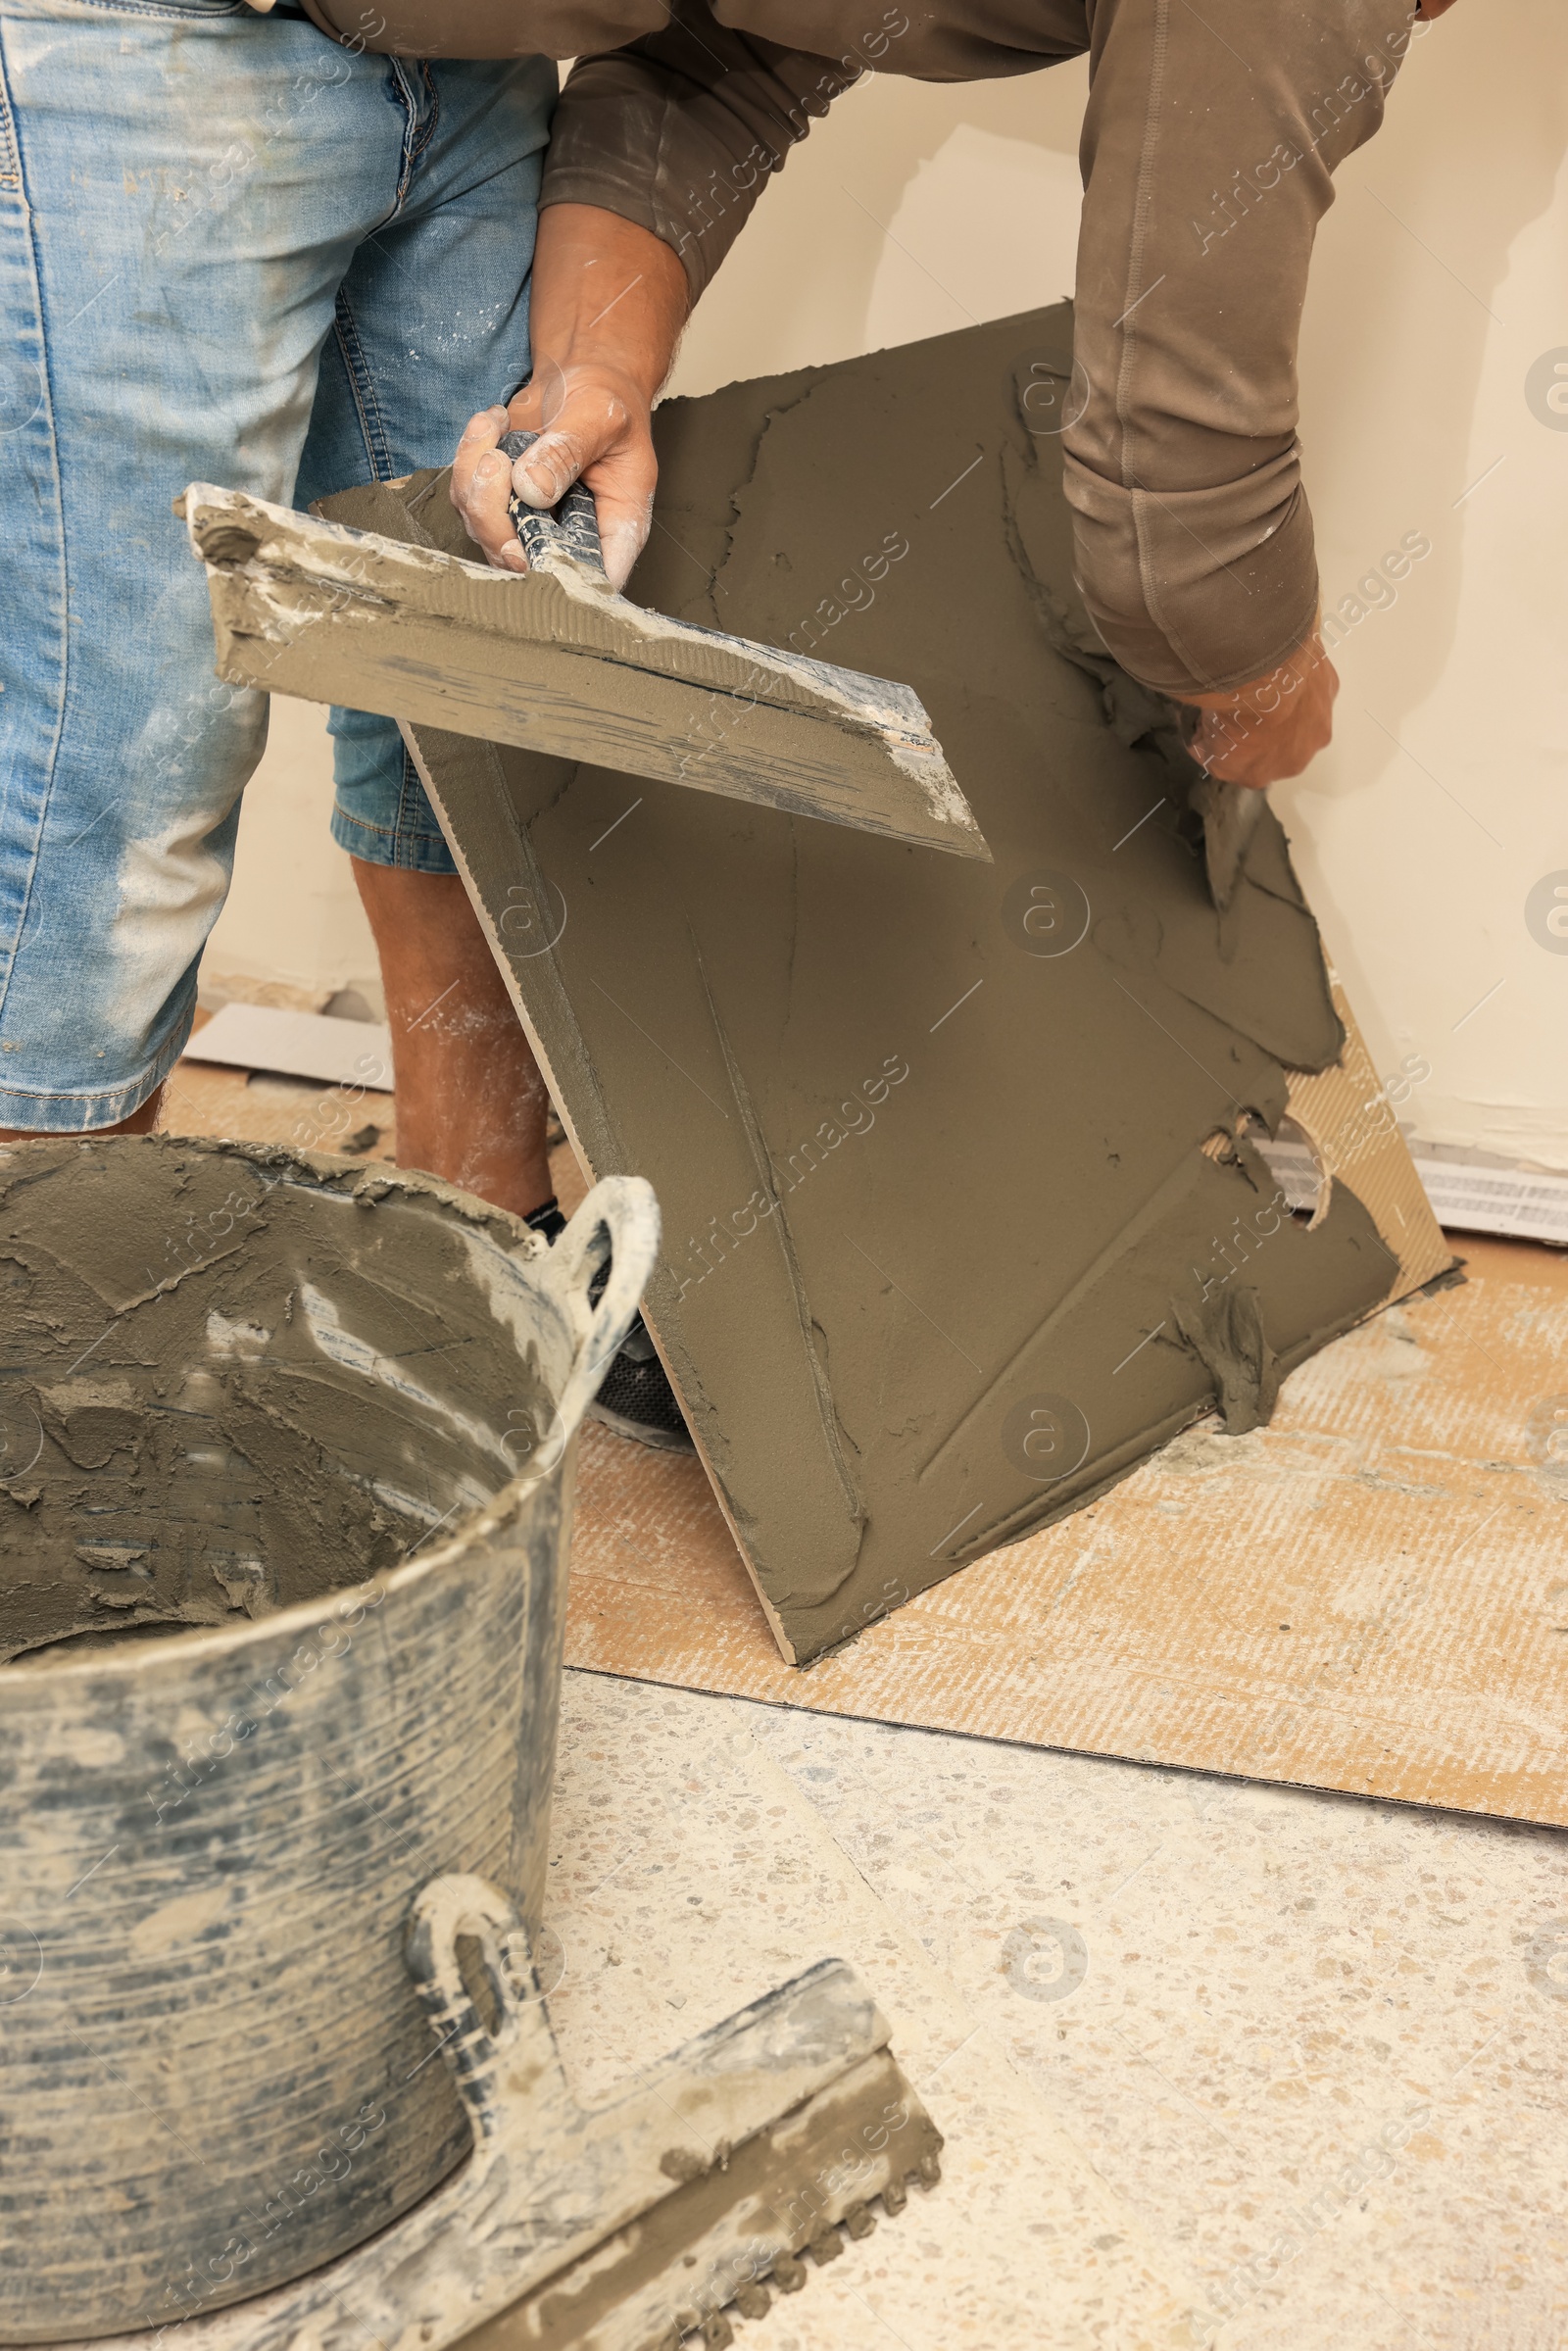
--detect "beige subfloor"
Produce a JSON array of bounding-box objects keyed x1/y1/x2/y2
[{"x1": 160, "y1": 1052, "x2": 1568, "y2": 2351}]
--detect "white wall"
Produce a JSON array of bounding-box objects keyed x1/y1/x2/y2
[
  {"x1": 1290, "y1": 1, "x2": 1568, "y2": 1169},
  {"x1": 213, "y1": 0, "x2": 1567, "y2": 1160},
  {"x1": 204, "y1": 691, "x2": 381, "y2": 1014}
]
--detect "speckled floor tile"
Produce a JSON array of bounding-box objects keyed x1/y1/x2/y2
[
  {"x1": 544, "y1": 1674, "x2": 1568, "y2": 2350},
  {"x1": 543, "y1": 1677, "x2": 1205, "y2": 2349}
]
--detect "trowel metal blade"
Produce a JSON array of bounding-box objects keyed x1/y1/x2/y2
[
  {"x1": 464, "y1": 2049, "x2": 944, "y2": 2351},
  {"x1": 1190, "y1": 771, "x2": 1266, "y2": 912},
  {"x1": 183, "y1": 483, "x2": 992, "y2": 863}
]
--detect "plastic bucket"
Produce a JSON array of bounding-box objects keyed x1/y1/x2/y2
[{"x1": 0, "y1": 1136, "x2": 657, "y2": 2340}]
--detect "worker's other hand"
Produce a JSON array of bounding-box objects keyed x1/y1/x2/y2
[
  {"x1": 450, "y1": 366, "x2": 657, "y2": 591},
  {"x1": 1175, "y1": 632, "x2": 1339, "y2": 789},
  {"x1": 449, "y1": 204, "x2": 689, "y2": 593}
]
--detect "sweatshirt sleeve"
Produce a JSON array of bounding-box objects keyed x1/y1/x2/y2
[
  {"x1": 1061, "y1": 0, "x2": 1423, "y2": 695},
  {"x1": 541, "y1": 0, "x2": 888, "y2": 302}
]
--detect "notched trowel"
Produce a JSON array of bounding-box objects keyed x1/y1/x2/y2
[
  {"x1": 84, "y1": 1876, "x2": 944, "y2": 2351},
  {"x1": 181, "y1": 460, "x2": 990, "y2": 861}
]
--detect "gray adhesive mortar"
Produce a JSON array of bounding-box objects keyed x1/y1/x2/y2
[
  {"x1": 0, "y1": 1134, "x2": 553, "y2": 1661},
  {"x1": 319, "y1": 303, "x2": 1408, "y2": 1666}
]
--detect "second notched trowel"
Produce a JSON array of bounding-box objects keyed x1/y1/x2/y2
[{"x1": 181, "y1": 440, "x2": 990, "y2": 862}]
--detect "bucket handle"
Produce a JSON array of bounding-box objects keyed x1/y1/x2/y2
[
  {"x1": 545, "y1": 1175, "x2": 662, "y2": 1447},
  {"x1": 405, "y1": 1874, "x2": 572, "y2": 2141}
]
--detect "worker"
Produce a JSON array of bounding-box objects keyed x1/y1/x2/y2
[{"x1": 0, "y1": 0, "x2": 1453, "y2": 1450}]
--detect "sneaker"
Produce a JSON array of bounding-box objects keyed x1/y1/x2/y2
[
  {"x1": 587, "y1": 1310, "x2": 695, "y2": 1451},
  {"x1": 525, "y1": 1197, "x2": 695, "y2": 1453}
]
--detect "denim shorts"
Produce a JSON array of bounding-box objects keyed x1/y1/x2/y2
[{"x1": 0, "y1": 0, "x2": 554, "y2": 1127}]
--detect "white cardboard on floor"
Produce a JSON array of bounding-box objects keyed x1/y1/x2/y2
[{"x1": 182, "y1": 1003, "x2": 393, "y2": 1090}]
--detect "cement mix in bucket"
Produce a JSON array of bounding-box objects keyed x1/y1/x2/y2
[{"x1": 0, "y1": 1135, "x2": 553, "y2": 1659}]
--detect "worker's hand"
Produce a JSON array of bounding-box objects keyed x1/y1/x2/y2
[
  {"x1": 451, "y1": 365, "x2": 658, "y2": 591},
  {"x1": 1175, "y1": 632, "x2": 1339, "y2": 789},
  {"x1": 450, "y1": 204, "x2": 689, "y2": 593}
]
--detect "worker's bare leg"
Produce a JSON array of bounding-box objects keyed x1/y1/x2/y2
[{"x1": 353, "y1": 860, "x2": 554, "y2": 1220}]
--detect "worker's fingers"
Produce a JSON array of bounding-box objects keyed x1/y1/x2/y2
[
  {"x1": 560, "y1": 437, "x2": 656, "y2": 593},
  {"x1": 450, "y1": 405, "x2": 529, "y2": 572},
  {"x1": 509, "y1": 420, "x2": 593, "y2": 511},
  {"x1": 1189, "y1": 711, "x2": 1278, "y2": 789},
  {"x1": 594, "y1": 485, "x2": 657, "y2": 596},
  {"x1": 1182, "y1": 639, "x2": 1339, "y2": 789},
  {"x1": 507, "y1": 368, "x2": 659, "y2": 592},
  {"x1": 447, "y1": 369, "x2": 660, "y2": 589}
]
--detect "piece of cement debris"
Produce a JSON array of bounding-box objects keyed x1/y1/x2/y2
[
  {"x1": 1170, "y1": 1270, "x2": 1282, "y2": 1435},
  {"x1": 318, "y1": 303, "x2": 1448, "y2": 1667},
  {"x1": 342, "y1": 1122, "x2": 382, "y2": 1154}
]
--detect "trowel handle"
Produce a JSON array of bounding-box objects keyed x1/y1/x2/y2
[
  {"x1": 405, "y1": 1875, "x2": 568, "y2": 2135},
  {"x1": 500, "y1": 428, "x2": 607, "y2": 579}
]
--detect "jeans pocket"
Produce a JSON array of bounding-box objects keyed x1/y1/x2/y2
[
  {"x1": 0, "y1": 58, "x2": 18, "y2": 191},
  {"x1": 0, "y1": 40, "x2": 45, "y2": 440},
  {"x1": 104, "y1": 3, "x2": 255, "y2": 17}
]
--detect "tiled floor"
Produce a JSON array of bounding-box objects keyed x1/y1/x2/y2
[{"x1": 547, "y1": 1675, "x2": 1568, "y2": 2351}]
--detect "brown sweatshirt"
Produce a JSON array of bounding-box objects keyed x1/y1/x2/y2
[{"x1": 265, "y1": 0, "x2": 1435, "y2": 696}]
